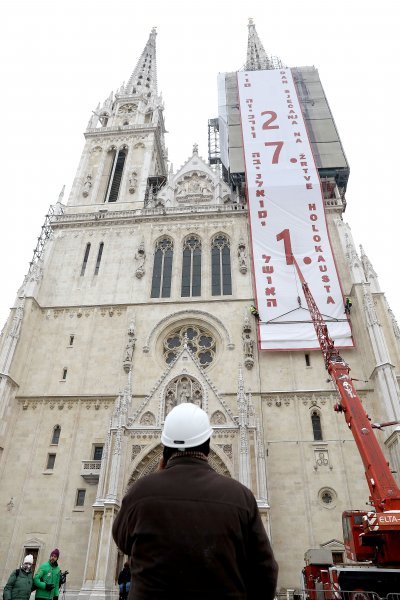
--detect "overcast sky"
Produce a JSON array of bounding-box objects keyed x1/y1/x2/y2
[{"x1": 0, "y1": 0, "x2": 399, "y2": 331}]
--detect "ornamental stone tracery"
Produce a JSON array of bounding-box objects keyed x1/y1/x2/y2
[{"x1": 163, "y1": 324, "x2": 216, "y2": 368}]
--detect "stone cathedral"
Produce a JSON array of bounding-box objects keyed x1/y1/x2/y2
[{"x1": 1, "y1": 23, "x2": 400, "y2": 598}]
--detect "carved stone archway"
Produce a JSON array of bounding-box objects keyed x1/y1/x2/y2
[{"x1": 126, "y1": 443, "x2": 232, "y2": 490}]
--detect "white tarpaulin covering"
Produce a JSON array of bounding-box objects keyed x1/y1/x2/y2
[{"x1": 237, "y1": 69, "x2": 353, "y2": 350}]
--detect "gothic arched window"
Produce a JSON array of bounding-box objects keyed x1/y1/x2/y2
[
  {"x1": 311, "y1": 410, "x2": 323, "y2": 441},
  {"x1": 51, "y1": 425, "x2": 61, "y2": 445},
  {"x1": 151, "y1": 238, "x2": 173, "y2": 298},
  {"x1": 181, "y1": 236, "x2": 201, "y2": 297},
  {"x1": 211, "y1": 234, "x2": 232, "y2": 296},
  {"x1": 80, "y1": 243, "x2": 91, "y2": 276},
  {"x1": 94, "y1": 242, "x2": 104, "y2": 275},
  {"x1": 105, "y1": 148, "x2": 127, "y2": 203}
]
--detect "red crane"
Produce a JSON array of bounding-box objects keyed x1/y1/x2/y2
[{"x1": 289, "y1": 255, "x2": 400, "y2": 597}]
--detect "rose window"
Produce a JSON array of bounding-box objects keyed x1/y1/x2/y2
[{"x1": 163, "y1": 325, "x2": 216, "y2": 368}]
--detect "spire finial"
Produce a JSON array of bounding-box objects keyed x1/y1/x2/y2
[{"x1": 192, "y1": 143, "x2": 198, "y2": 155}]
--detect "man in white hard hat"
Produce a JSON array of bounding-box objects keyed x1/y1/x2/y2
[{"x1": 112, "y1": 402, "x2": 278, "y2": 599}]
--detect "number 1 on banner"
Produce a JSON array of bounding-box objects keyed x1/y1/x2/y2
[
  {"x1": 276, "y1": 229, "x2": 294, "y2": 265},
  {"x1": 264, "y1": 141, "x2": 284, "y2": 164}
]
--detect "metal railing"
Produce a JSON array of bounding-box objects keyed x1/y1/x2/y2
[{"x1": 293, "y1": 589, "x2": 398, "y2": 600}]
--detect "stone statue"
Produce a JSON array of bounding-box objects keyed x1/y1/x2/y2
[
  {"x1": 129, "y1": 171, "x2": 138, "y2": 194},
  {"x1": 238, "y1": 243, "x2": 247, "y2": 274},
  {"x1": 179, "y1": 381, "x2": 191, "y2": 403},
  {"x1": 243, "y1": 335, "x2": 254, "y2": 358},
  {"x1": 165, "y1": 393, "x2": 176, "y2": 415},
  {"x1": 135, "y1": 242, "x2": 146, "y2": 279},
  {"x1": 123, "y1": 323, "x2": 136, "y2": 372},
  {"x1": 82, "y1": 174, "x2": 92, "y2": 197},
  {"x1": 242, "y1": 318, "x2": 254, "y2": 369},
  {"x1": 124, "y1": 337, "x2": 135, "y2": 362}
]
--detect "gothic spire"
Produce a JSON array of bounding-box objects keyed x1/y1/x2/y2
[
  {"x1": 245, "y1": 19, "x2": 283, "y2": 71},
  {"x1": 124, "y1": 28, "x2": 158, "y2": 98}
]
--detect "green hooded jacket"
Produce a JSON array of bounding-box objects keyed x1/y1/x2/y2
[
  {"x1": 33, "y1": 562, "x2": 60, "y2": 600},
  {"x1": 3, "y1": 569, "x2": 33, "y2": 600}
]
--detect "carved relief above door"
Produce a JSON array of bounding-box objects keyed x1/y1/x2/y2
[{"x1": 164, "y1": 375, "x2": 203, "y2": 416}]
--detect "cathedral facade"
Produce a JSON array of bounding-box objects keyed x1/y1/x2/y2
[{"x1": 1, "y1": 24, "x2": 400, "y2": 597}]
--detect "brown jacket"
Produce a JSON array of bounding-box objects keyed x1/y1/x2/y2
[{"x1": 112, "y1": 455, "x2": 278, "y2": 600}]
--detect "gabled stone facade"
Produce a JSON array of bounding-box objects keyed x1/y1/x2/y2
[{"x1": 1, "y1": 25, "x2": 400, "y2": 599}]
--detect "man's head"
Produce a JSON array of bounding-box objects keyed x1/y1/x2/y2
[
  {"x1": 21, "y1": 555, "x2": 34, "y2": 572},
  {"x1": 49, "y1": 549, "x2": 60, "y2": 564},
  {"x1": 161, "y1": 403, "x2": 212, "y2": 452}
]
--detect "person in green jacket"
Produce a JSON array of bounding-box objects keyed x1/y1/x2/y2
[
  {"x1": 3, "y1": 555, "x2": 34, "y2": 600},
  {"x1": 34, "y1": 549, "x2": 60, "y2": 600}
]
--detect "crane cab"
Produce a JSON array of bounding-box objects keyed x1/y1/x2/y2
[{"x1": 342, "y1": 510, "x2": 376, "y2": 562}]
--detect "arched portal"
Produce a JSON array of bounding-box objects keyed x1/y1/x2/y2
[{"x1": 126, "y1": 443, "x2": 232, "y2": 491}]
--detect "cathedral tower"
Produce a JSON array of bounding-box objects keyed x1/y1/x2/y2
[{"x1": 0, "y1": 23, "x2": 400, "y2": 597}]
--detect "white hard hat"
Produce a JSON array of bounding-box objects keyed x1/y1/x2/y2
[{"x1": 161, "y1": 403, "x2": 213, "y2": 449}]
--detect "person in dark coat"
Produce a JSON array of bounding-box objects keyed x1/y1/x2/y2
[
  {"x1": 34, "y1": 549, "x2": 60, "y2": 600},
  {"x1": 117, "y1": 562, "x2": 131, "y2": 600},
  {"x1": 3, "y1": 555, "x2": 34, "y2": 600},
  {"x1": 112, "y1": 402, "x2": 278, "y2": 600}
]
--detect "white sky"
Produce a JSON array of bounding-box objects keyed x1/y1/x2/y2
[{"x1": 0, "y1": 0, "x2": 399, "y2": 330}]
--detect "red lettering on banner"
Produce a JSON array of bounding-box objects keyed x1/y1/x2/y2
[
  {"x1": 261, "y1": 255, "x2": 278, "y2": 307},
  {"x1": 237, "y1": 69, "x2": 348, "y2": 344},
  {"x1": 308, "y1": 204, "x2": 335, "y2": 305}
]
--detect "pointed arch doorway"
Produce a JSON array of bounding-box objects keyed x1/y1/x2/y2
[{"x1": 126, "y1": 443, "x2": 232, "y2": 490}]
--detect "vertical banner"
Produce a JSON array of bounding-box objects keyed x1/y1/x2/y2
[{"x1": 237, "y1": 69, "x2": 353, "y2": 350}]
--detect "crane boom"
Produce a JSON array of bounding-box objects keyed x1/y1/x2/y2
[{"x1": 292, "y1": 256, "x2": 400, "y2": 516}]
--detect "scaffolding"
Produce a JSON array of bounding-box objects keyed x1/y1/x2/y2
[
  {"x1": 208, "y1": 118, "x2": 221, "y2": 166},
  {"x1": 28, "y1": 202, "x2": 65, "y2": 273},
  {"x1": 144, "y1": 176, "x2": 167, "y2": 207}
]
